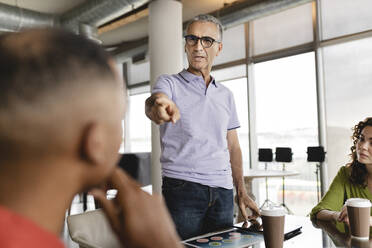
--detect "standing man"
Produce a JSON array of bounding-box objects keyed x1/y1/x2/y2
[{"x1": 145, "y1": 14, "x2": 259, "y2": 240}]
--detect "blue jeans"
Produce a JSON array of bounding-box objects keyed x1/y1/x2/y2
[{"x1": 162, "y1": 177, "x2": 234, "y2": 240}]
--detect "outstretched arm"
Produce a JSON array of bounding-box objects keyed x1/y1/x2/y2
[{"x1": 145, "y1": 92, "x2": 180, "y2": 124}]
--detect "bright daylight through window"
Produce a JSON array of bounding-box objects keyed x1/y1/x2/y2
[{"x1": 254, "y1": 52, "x2": 319, "y2": 216}]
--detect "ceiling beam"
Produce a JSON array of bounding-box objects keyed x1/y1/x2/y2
[
  {"x1": 60, "y1": 0, "x2": 149, "y2": 33},
  {"x1": 98, "y1": 8, "x2": 149, "y2": 35},
  {"x1": 219, "y1": 0, "x2": 313, "y2": 29}
]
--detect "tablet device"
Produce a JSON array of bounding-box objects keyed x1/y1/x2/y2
[
  {"x1": 233, "y1": 218, "x2": 302, "y2": 241},
  {"x1": 182, "y1": 220, "x2": 303, "y2": 248},
  {"x1": 234, "y1": 219, "x2": 302, "y2": 241},
  {"x1": 182, "y1": 227, "x2": 263, "y2": 248}
]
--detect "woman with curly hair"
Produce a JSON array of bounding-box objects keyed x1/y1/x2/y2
[{"x1": 310, "y1": 117, "x2": 372, "y2": 225}]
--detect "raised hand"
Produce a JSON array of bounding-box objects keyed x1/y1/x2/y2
[
  {"x1": 145, "y1": 93, "x2": 180, "y2": 125},
  {"x1": 91, "y1": 168, "x2": 183, "y2": 248}
]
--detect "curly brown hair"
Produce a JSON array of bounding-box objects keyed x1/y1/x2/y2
[{"x1": 349, "y1": 117, "x2": 372, "y2": 186}]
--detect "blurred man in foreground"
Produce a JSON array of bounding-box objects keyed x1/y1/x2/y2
[{"x1": 0, "y1": 28, "x2": 181, "y2": 248}]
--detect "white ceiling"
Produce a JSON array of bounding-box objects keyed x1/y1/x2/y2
[
  {"x1": 0, "y1": 0, "x2": 85, "y2": 14},
  {"x1": 0, "y1": 0, "x2": 239, "y2": 45},
  {"x1": 100, "y1": 0, "x2": 239, "y2": 45}
]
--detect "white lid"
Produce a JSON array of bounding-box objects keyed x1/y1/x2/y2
[
  {"x1": 260, "y1": 206, "x2": 286, "y2": 216},
  {"x1": 346, "y1": 198, "x2": 372, "y2": 208}
]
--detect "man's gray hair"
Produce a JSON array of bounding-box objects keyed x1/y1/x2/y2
[{"x1": 186, "y1": 14, "x2": 224, "y2": 41}]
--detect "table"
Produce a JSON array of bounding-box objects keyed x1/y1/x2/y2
[
  {"x1": 250, "y1": 215, "x2": 368, "y2": 248},
  {"x1": 287, "y1": 216, "x2": 372, "y2": 248},
  {"x1": 186, "y1": 215, "x2": 372, "y2": 247},
  {"x1": 243, "y1": 169, "x2": 300, "y2": 198},
  {"x1": 312, "y1": 219, "x2": 372, "y2": 248},
  {"x1": 238, "y1": 170, "x2": 299, "y2": 221},
  {"x1": 244, "y1": 169, "x2": 300, "y2": 179}
]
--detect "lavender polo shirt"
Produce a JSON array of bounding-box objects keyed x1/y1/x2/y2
[{"x1": 152, "y1": 69, "x2": 240, "y2": 189}]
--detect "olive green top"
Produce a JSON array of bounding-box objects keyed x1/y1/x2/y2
[{"x1": 310, "y1": 166, "x2": 372, "y2": 220}]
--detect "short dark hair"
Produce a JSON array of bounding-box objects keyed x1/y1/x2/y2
[
  {"x1": 0, "y1": 28, "x2": 115, "y2": 108},
  {"x1": 0, "y1": 28, "x2": 119, "y2": 161}
]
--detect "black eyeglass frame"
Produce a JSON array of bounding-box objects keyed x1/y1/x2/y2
[{"x1": 184, "y1": 34, "x2": 221, "y2": 48}]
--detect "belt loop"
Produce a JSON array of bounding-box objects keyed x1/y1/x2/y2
[{"x1": 208, "y1": 187, "x2": 213, "y2": 207}]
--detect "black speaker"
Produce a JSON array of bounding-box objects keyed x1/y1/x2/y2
[
  {"x1": 275, "y1": 147, "x2": 292, "y2": 163},
  {"x1": 258, "y1": 148, "x2": 273, "y2": 162},
  {"x1": 307, "y1": 146, "x2": 325, "y2": 162}
]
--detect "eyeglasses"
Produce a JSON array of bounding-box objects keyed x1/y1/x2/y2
[{"x1": 184, "y1": 35, "x2": 220, "y2": 48}]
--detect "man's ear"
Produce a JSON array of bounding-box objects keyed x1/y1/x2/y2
[
  {"x1": 81, "y1": 123, "x2": 107, "y2": 166},
  {"x1": 216, "y1": 43, "x2": 223, "y2": 57}
]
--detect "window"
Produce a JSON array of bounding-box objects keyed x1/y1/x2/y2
[
  {"x1": 128, "y1": 61, "x2": 150, "y2": 86},
  {"x1": 212, "y1": 64, "x2": 246, "y2": 82},
  {"x1": 254, "y1": 52, "x2": 318, "y2": 215},
  {"x1": 321, "y1": 0, "x2": 372, "y2": 40},
  {"x1": 323, "y1": 37, "x2": 372, "y2": 181},
  {"x1": 214, "y1": 24, "x2": 245, "y2": 65},
  {"x1": 253, "y1": 3, "x2": 313, "y2": 55},
  {"x1": 127, "y1": 92, "x2": 151, "y2": 152},
  {"x1": 220, "y1": 77, "x2": 250, "y2": 171}
]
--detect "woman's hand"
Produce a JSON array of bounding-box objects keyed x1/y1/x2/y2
[{"x1": 336, "y1": 205, "x2": 349, "y2": 225}]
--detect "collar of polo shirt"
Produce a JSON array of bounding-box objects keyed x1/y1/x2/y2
[{"x1": 179, "y1": 69, "x2": 218, "y2": 88}]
